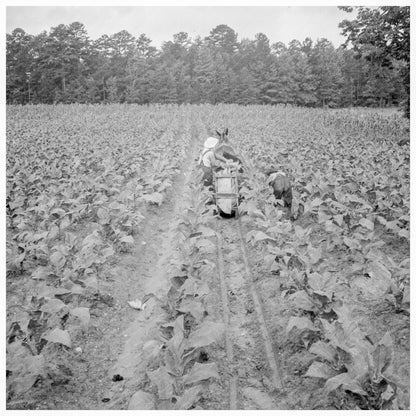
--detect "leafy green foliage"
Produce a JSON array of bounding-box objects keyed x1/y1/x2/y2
[
  {"x1": 206, "y1": 104, "x2": 409, "y2": 408},
  {"x1": 6, "y1": 104, "x2": 409, "y2": 408},
  {"x1": 339, "y1": 6, "x2": 410, "y2": 116},
  {"x1": 7, "y1": 14, "x2": 407, "y2": 111},
  {"x1": 306, "y1": 307, "x2": 406, "y2": 409},
  {"x1": 6, "y1": 104, "x2": 188, "y2": 399}
]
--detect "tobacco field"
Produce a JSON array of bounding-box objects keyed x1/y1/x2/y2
[{"x1": 6, "y1": 104, "x2": 410, "y2": 410}]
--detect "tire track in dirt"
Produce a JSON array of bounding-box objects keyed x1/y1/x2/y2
[
  {"x1": 212, "y1": 216, "x2": 284, "y2": 410},
  {"x1": 236, "y1": 219, "x2": 283, "y2": 391}
]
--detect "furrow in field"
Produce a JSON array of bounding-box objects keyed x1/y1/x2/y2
[
  {"x1": 236, "y1": 219, "x2": 283, "y2": 391},
  {"x1": 213, "y1": 218, "x2": 282, "y2": 410}
]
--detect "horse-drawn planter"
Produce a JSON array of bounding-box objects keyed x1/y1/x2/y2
[{"x1": 199, "y1": 129, "x2": 242, "y2": 217}]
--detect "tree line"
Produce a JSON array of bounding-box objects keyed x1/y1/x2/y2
[{"x1": 6, "y1": 7, "x2": 409, "y2": 115}]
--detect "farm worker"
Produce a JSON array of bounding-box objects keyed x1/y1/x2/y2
[
  {"x1": 199, "y1": 137, "x2": 230, "y2": 187},
  {"x1": 268, "y1": 171, "x2": 292, "y2": 208}
]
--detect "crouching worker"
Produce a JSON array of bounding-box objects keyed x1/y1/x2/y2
[
  {"x1": 268, "y1": 170, "x2": 292, "y2": 209},
  {"x1": 198, "y1": 137, "x2": 231, "y2": 188}
]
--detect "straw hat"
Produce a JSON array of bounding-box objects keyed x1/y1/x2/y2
[{"x1": 204, "y1": 137, "x2": 219, "y2": 149}]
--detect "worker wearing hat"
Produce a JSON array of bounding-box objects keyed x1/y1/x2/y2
[{"x1": 199, "y1": 136, "x2": 230, "y2": 187}]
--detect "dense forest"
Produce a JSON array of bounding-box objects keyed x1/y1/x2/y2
[{"x1": 6, "y1": 6, "x2": 410, "y2": 115}]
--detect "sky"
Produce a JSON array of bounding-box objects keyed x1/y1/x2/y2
[{"x1": 5, "y1": 4, "x2": 359, "y2": 48}]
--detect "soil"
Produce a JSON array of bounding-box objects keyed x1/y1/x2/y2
[{"x1": 6, "y1": 124, "x2": 410, "y2": 411}]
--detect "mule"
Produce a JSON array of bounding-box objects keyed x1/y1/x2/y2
[{"x1": 215, "y1": 128, "x2": 243, "y2": 166}]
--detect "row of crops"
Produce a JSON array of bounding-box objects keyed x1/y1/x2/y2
[{"x1": 136, "y1": 178, "x2": 227, "y2": 409}]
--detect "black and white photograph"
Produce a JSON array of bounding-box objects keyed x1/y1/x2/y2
[{"x1": 4, "y1": 0, "x2": 412, "y2": 412}]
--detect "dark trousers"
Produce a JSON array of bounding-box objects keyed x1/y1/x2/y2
[{"x1": 202, "y1": 166, "x2": 213, "y2": 187}]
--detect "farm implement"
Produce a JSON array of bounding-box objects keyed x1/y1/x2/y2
[{"x1": 213, "y1": 164, "x2": 240, "y2": 218}]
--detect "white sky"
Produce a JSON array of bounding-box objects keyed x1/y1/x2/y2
[{"x1": 5, "y1": 4, "x2": 359, "y2": 48}]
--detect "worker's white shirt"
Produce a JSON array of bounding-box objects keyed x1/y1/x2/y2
[{"x1": 202, "y1": 150, "x2": 216, "y2": 168}]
